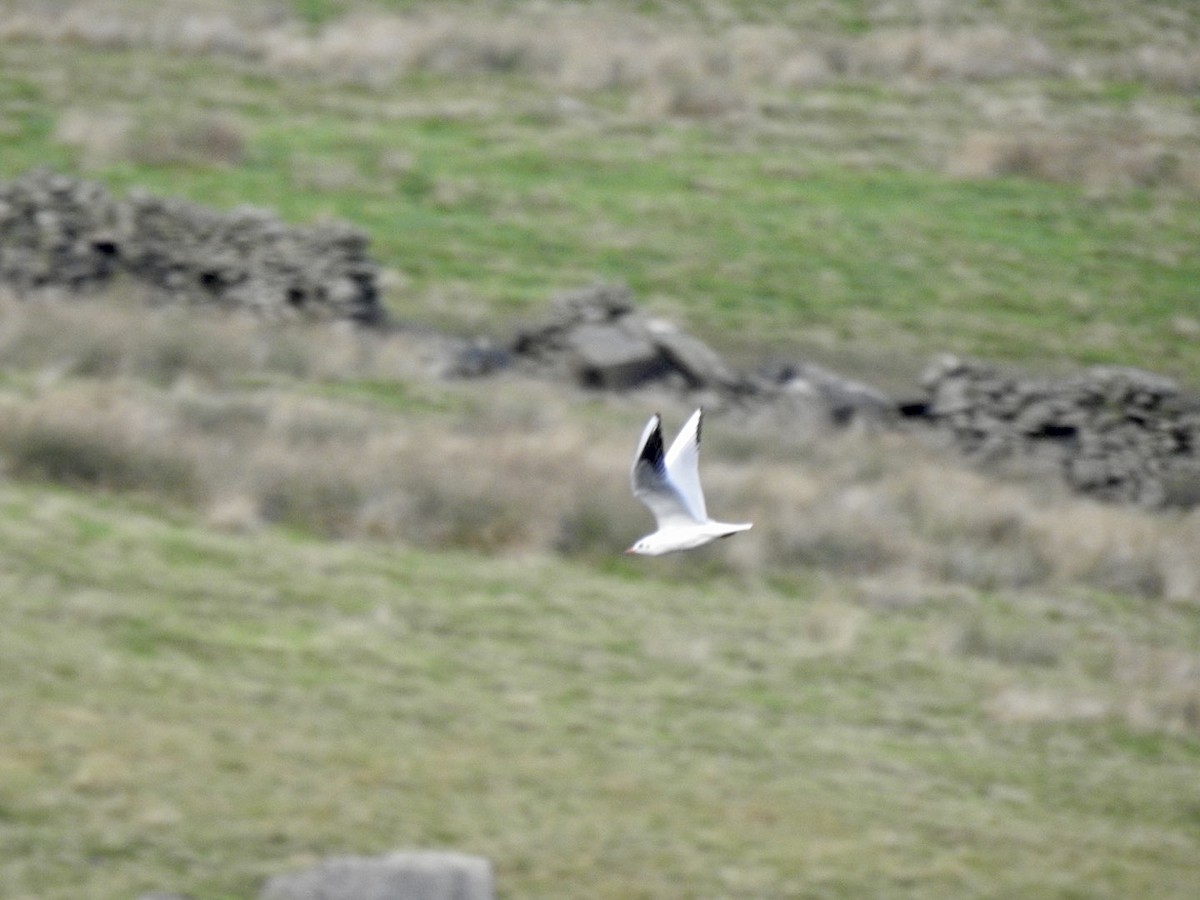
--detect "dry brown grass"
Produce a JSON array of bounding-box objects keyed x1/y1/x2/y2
[
  {"x1": 0, "y1": 287, "x2": 1195, "y2": 605},
  {"x1": 1123, "y1": 44, "x2": 1200, "y2": 92},
  {"x1": 985, "y1": 637, "x2": 1200, "y2": 735},
  {"x1": 945, "y1": 127, "x2": 1195, "y2": 192},
  {"x1": 5, "y1": 1, "x2": 1199, "y2": 100},
  {"x1": 9, "y1": 0, "x2": 1200, "y2": 192},
  {"x1": 0, "y1": 381, "x2": 200, "y2": 499},
  {"x1": 0, "y1": 0, "x2": 266, "y2": 56},
  {"x1": 846, "y1": 26, "x2": 1060, "y2": 81},
  {"x1": 55, "y1": 108, "x2": 247, "y2": 170}
]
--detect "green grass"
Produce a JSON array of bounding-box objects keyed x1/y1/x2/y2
[
  {"x1": 1, "y1": 484, "x2": 1198, "y2": 899},
  {"x1": 2, "y1": 5, "x2": 1200, "y2": 896},
  {"x1": 3, "y1": 36, "x2": 1200, "y2": 384}
]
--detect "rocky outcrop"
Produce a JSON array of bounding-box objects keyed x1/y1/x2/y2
[
  {"x1": 509, "y1": 283, "x2": 744, "y2": 393},
  {"x1": 8, "y1": 172, "x2": 1196, "y2": 509},
  {"x1": 917, "y1": 354, "x2": 1200, "y2": 506},
  {"x1": 0, "y1": 169, "x2": 382, "y2": 323},
  {"x1": 260, "y1": 851, "x2": 495, "y2": 900},
  {"x1": 487, "y1": 282, "x2": 894, "y2": 427}
]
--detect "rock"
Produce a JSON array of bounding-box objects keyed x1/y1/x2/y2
[
  {"x1": 510, "y1": 285, "x2": 703, "y2": 390},
  {"x1": 443, "y1": 337, "x2": 514, "y2": 378},
  {"x1": 645, "y1": 319, "x2": 742, "y2": 391},
  {"x1": 509, "y1": 282, "x2": 899, "y2": 429},
  {"x1": 260, "y1": 851, "x2": 495, "y2": 900},
  {"x1": 565, "y1": 321, "x2": 669, "y2": 388},
  {"x1": 512, "y1": 283, "x2": 669, "y2": 389},
  {"x1": 766, "y1": 361, "x2": 895, "y2": 426},
  {"x1": 0, "y1": 169, "x2": 383, "y2": 324},
  {"x1": 0, "y1": 168, "x2": 122, "y2": 291},
  {"x1": 917, "y1": 354, "x2": 1200, "y2": 507}
]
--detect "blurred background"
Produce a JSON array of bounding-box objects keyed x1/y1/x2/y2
[{"x1": 0, "y1": 1, "x2": 1198, "y2": 897}]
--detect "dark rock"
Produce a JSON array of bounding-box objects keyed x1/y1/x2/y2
[
  {"x1": 444, "y1": 338, "x2": 514, "y2": 378},
  {"x1": 0, "y1": 169, "x2": 383, "y2": 325},
  {"x1": 768, "y1": 361, "x2": 895, "y2": 426},
  {"x1": 918, "y1": 353, "x2": 1200, "y2": 507},
  {"x1": 566, "y1": 321, "x2": 668, "y2": 389},
  {"x1": 511, "y1": 283, "x2": 667, "y2": 389},
  {"x1": 509, "y1": 282, "x2": 900, "y2": 428},
  {"x1": 259, "y1": 851, "x2": 495, "y2": 900}
]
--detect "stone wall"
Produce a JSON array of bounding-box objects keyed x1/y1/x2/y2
[
  {"x1": 918, "y1": 354, "x2": 1200, "y2": 506},
  {"x1": 0, "y1": 169, "x2": 382, "y2": 324}
]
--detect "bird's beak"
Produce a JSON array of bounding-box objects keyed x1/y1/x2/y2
[{"x1": 624, "y1": 547, "x2": 635, "y2": 554}]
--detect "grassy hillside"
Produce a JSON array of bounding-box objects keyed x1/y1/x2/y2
[
  {"x1": 0, "y1": 289, "x2": 1196, "y2": 898},
  {"x1": 3, "y1": 482, "x2": 1199, "y2": 899},
  {"x1": 2, "y1": 1, "x2": 1200, "y2": 384},
  {"x1": 1, "y1": 3, "x2": 1199, "y2": 898}
]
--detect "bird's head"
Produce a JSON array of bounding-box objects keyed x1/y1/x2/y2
[{"x1": 625, "y1": 535, "x2": 670, "y2": 556}]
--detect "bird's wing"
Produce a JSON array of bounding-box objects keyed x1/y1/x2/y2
[
  {"x1": 663, "y1": 408, "x2": 708, "y2": 522},
  {"x1": 631, "y1": 413, "x2": 702, "y2": 528}
]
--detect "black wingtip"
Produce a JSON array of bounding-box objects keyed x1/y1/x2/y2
[{"x1": 639, "y1": 415, "x2": 666, "y2": 473}]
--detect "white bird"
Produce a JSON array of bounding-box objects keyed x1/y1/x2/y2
[{"x1": 626, "y1": 408, "x2": 752, "y2": 555}]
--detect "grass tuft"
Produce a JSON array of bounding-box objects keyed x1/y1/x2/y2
[{"x1": 0, "y1": 384, "x2": 198, "y2": 499}]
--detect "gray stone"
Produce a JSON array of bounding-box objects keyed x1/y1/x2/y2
[
  {"x1": 647, "y1": 320, "x2": 741, "y2": 391},
  {"x1": 565, "y1": 321, "x2": 667, "y2": 389},
  {"x1": 917, "y1": 354, "x2": 1200, "y2": 507},
  {"x1": 785, "y1": 362, "x2": 895, "y2": 426},
  {"x1": 512, "y1": 282, "x2": 740, "y2": 392},
  {"x1": 443, "y1": 338, "x2": 514, "y2": 378},
  {"x1": 509, "y1": 282, "x2": 900, "y2": 433},
  {"x1": 260, "y1": 851, "x2": 494, "y2": 900},
  {"x1": 0, "y1": 169, "x2": 383, "y2": 324}
]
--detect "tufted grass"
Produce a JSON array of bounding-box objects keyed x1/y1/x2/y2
[
  {"x1": 1, "y1": 482, "x2": 1199, "y2": 899},
  {"x1": 0, "y1": 4, "x2": 1199, "y2": 898},
  {"x1": 0, "y1": 289, "x2": 1198, "y2": 603},
  {"x1": 1, "y1": 4, "x2": 1200, "y2": 384}
]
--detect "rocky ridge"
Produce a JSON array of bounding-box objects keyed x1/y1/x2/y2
[{"x1": 1, "y1": 169, "x2": 1196, "y2": 508}]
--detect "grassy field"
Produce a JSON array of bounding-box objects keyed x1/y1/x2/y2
[
  {"x1": 3, "y1": 480, "x2": 1199, "y2": 898},
  {"x1": 1, "y1": 2, "x2": 1199, "y2": 898},
  {"x1": 2, "y1": 1, "x2": 1200, "y2": 384},
  {"x1": 0, "y1": 290, "x2": 1196, "y2": 898}
]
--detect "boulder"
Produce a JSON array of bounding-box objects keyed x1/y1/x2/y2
[
  {"x1": 512, "y1": 283, "x2": 746, "y2": 392},
  {"x1": 764, "y1": 360, "x2": 895, "y2": 426},
  {"x1": 508, "y1": 282, "x2": 897, "y2": 427},
  {"x1": 260, "y1": 851, "x2": 494, "y2": 900},
  {"x1": 565, "y1": 320, "x2": 669, "y2": 389},
  {"x1": 644, "y1": 318, "x2": 742, "y2": 391}
]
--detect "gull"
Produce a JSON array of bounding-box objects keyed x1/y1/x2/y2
[{"x1": 626, "y1": 408, "x2": 752, "y2": 555}]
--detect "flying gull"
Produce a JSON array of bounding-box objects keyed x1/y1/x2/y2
[{"x1": 626, "y1": 408, "x2": 752, "y2": 555}]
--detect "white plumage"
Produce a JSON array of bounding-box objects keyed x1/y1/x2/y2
[{"x1": 626, "y1": 408, "x2": 752, "y2": 556}]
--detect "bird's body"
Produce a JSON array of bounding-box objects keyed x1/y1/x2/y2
[{"x1": 627, "y1": 408, "x2": 752, "y2": 555}]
